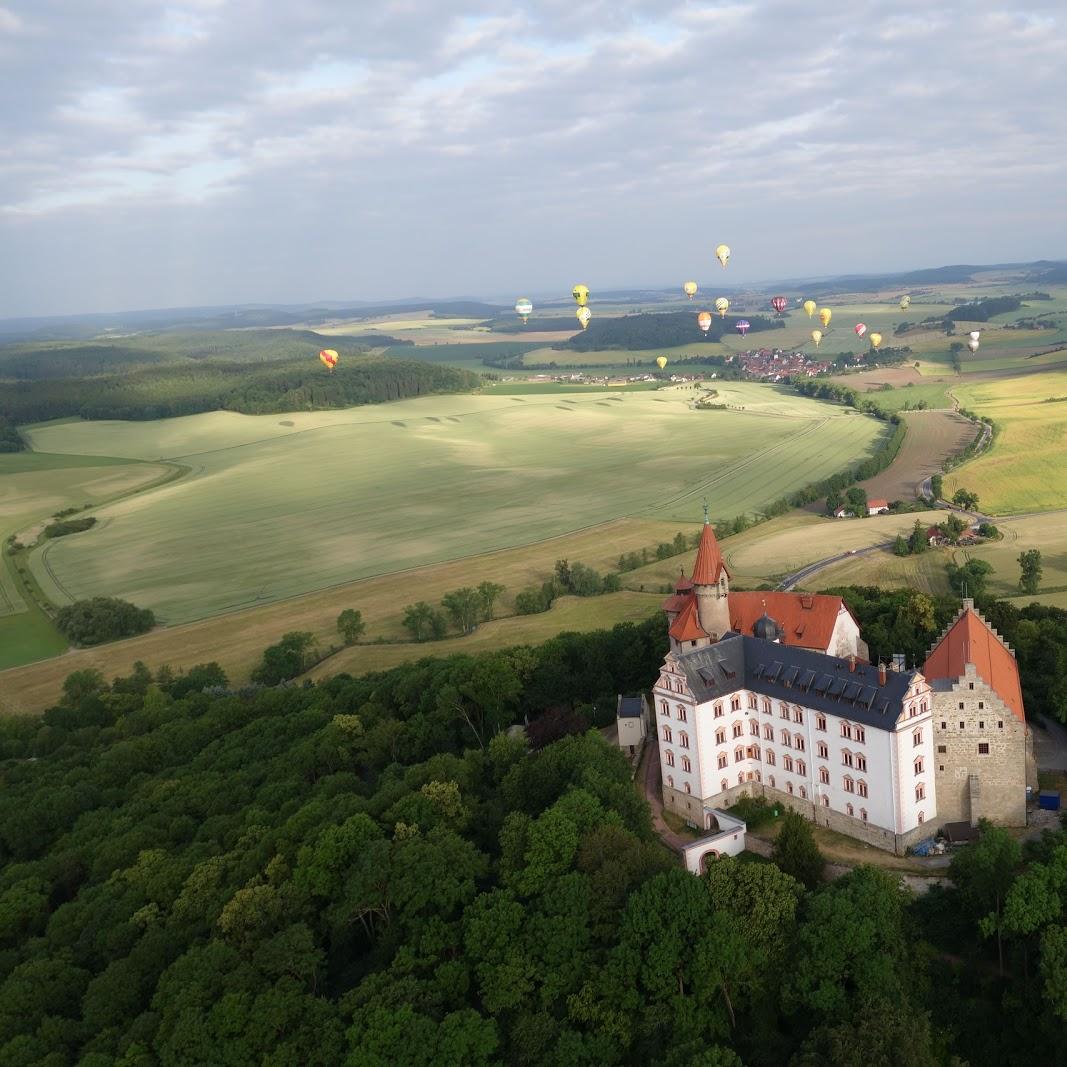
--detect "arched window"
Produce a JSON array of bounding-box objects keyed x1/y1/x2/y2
[
  {"x1": 754, "y1": 770, "x2": 762, "y2": 782},
  {"x1": 913, "y1": 728, "x2": 923, "y2": 747},
  {"x1": 843, "y1": 776, "x2": 854, "y2": 793},
  {"x1": 780, "y1": 729, "x2": 791, "y2": 746},
  {"x1": 748, "y1": 694, "x2": 758, "y2": 709},
  {"x1": 797, "y1": 760, "x2": 806, "y2": 777},
  {"x1": 715, "y1": 727, "x2": 726, "y2": 745},
  {"x1": 918, "y1": 810, "x2": 925, "y2": 824},
  {"x1": 746, "y1": 744, "x2": 760, "y2": 760},
  {"x1": 920, "y1": 699, "x2": 928, "y2": 713},
  {"x1": 684, "y1": 782, "x2": 692, "y2": 795},
  {"x1": 817, "y1": 741, "x2": 828, "y2": 759},
  {"x1": 816, "y1": 713, "x2": 827, "y2": 731},
  {"x1": 762, "y1": 698, "x2": 772, "y2": 714},
  {"x1": 734, "y1": 746, "x2": 744, "y2": 763},
  {"x1": 860, "y1": 808, "x2": 868, "y2": 822},
  {"x1": 750, "y1": 720, "x2": 760, "y2": 737},
  {"x1": 840, "y1": 721, "x2": 853, "y2": 739},
  {"x1": 842, "y1": 750, "x2": 854, "y2": 768},
  {"x1": 793, "y1": 708, "x2": 804, "y2": 725},
  {"x1": 660, "y1": 700, "x2": 669, "y2": 716},
  {"x1": 766, "y1": 750, "x2": 776, "y2": 766},
  {"x1": 769, "y1": 775, "x2": 776, "y2": 788},
  {"x1": 915, "y1": 783, "x2": 925, "y2": 802},
  {"x1": 846, "y1": 803, "x2": 854, "y2": 817},
  {"x1": 856, "y1": 753, "x2": 867, "y2": 772},
  {"x1": 679, "y1": 731, "x2": 690, "y2": 749},
  {"x1": 783, "y1": 755, "x2": 794, "y2": 773},
  {"x1": 819, "y1": 767, "x2": 830, "y2": 785},
  {"x1": 662, "y1": 725, "x2": 672, "y2": 742},
  {"x1": 794, "y1": 733, "x2": 805, "y2": 752},
  {"x1": 677, "y1": 704, "x2": 687, "y2": 722},
  {"x1": 718, "y1": 752, "x2": 728, "y2": 769},
  {"x1": 666, "y1": 750, "x2": 675, "y2": 767},
  {"x1": 737, "y1": 772, "x2": 745, "y2": 786},
  {"x1": 714, "y1": 703, "x2": 724, "y2": 718},
  {"x1": 855, "y1": 726, "x2": 865, "y2": 744},
  {"x1": 667, "y1": 774, "x2": 674, "y2": 788},
  {"x1": 763, "y1": 723, "x2": 773, "y2": 741},
  {"x1": 858, "y1": 780, "x2": 869, "y2": 798},
  {"x1": 821, "y1": 794, "x2": 830, "y2": 808},
  {"x1": 681, "y1": 755, "x2": 691, "y2": 773},
  {"x1": 787, "y1": 781, "x2": 794, "y2": 795},
  {"x1": 799, "y1": 786, "x2": 807, "y2": 800},
  {"x1": 731, "y1": 696, "x2": 741, "y2": 711},
  {"x1": 720, "y1": 778, "x2": 729, "y2": 792},
  {"x1": 780, "y1": 702, "x2": 791, "y2": 719},
  {"x1": 733, "y1": 721, "x2": 744, "y2": 738}
]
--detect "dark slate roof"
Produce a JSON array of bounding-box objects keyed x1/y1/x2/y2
[
  {"x1": 675, "y1": 633, "x2": 919, "y2": 732},
  {"x1": 617, "y1": 696, "x2": 644, "y2": 718}
]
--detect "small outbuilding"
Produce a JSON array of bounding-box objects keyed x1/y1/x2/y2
[{"x1": 616, "y1": 694, "x2": 649, "y2": 755}]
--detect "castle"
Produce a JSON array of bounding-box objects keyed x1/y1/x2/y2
[{"x1": 653, "y1": 515, "x2": 1037, "y2": 854}]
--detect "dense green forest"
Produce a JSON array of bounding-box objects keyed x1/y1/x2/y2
[
  {"x1": 0, "y1": 415, "x2": 24, "y2": 452},
  {"x1": 0, "y1": 357, "x2": 482, "y2": 423},
  {"x1": 563, "y1": 312, "x2": 784, "y2": 351},
  {"x1": 944, "y1": 296, "x2": 1023, "y2": 323},
  {"x1": 3, "y1": 603, "x2": 1067, "y2": 1064}
]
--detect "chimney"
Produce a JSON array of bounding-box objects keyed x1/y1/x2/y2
[
  {"x1": 848, "y1": 654, "x2": 856, "y2": 673},
  {"x1": 892, "y1": 652, "x2": 906, "y2": 672},
  {"x1": 878, "y1": 662, "x2": 887, "y2": 686}
]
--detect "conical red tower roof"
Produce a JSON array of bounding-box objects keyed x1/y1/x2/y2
[{"x1": 691, "y1": 519, "x2": 728, "y2": 585}]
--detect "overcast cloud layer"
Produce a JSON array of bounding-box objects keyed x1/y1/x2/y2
[{"x1": 1, "y1": 1, "x2": 1065, "y2": 317}]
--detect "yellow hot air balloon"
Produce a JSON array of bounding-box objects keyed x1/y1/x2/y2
[
  {"x1": 715, "y1": 297, "x2": 729, "y2": 318},
  {"x1": 697, "y1": 310, "x2": 713, "y2": 334},
  {"x1": 683, "y1": 281, "x2": 698, "y2": 300},
  {"x1": 319, "y1": 348, "x2": 339, "y2": 372},
  {"x1": 811, "y1": 329, "x2": 822, "y2": 347},
  {"x1": 869, "y1": 332, "x2": 883, "y2": 350},
  {"x1": 803, "y1": 300, "x2": 817, "y2": 319},
  {"x1": 818, "y1": 307, "x2": 832, "y2": 329},
  {"x1": 572, "y1": 284, "x2": 589, "y2": 306},
  {"x1": 576, "y1": 306, "x2": 591, "y2": 330},
  {"x1": 656, "y1": 356, "x2": 668, "y2": 370},
  {"x1": 899, "y1": 295, "x2": 911, "y2": 310},
  {"x1": 715, "y1": 244, "x2": 730, "y2": 269}
]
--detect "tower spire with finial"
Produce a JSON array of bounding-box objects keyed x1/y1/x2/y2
[{"x1": 703, "y1": 498, "x2": 709, "y2": 525}]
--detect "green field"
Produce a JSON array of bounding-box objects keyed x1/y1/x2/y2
[
  {"x1": 945, "y1": 371, "x2": 1067, "y2": 513},
  {"x1": 20, "y1": 383, "x2": 888, "y2": 625},
  {"x1": 0, "y1": 453, "x2": 170, "y2": 668}
]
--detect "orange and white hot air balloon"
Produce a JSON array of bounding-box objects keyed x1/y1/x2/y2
[
  {"x1": 697, "y1": 310, "x2": 713, "y2": 334},
  {"x1": 319, "y1": 349, "x2": 339, "y2": 372}
]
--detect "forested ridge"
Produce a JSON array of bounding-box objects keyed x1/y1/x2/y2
[
  {"x1": 562, "y1": 312, "x2": 784, "y2": 351},
  {"x1": 3, "y1": 605, "x2": 1067, "y2": 1065},
  {"x1": 0, "y1": 357, "x2": 481, "y2": 423}
]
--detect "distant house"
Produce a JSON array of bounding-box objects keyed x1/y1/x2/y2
[
  {"x1": 833, "y1": 505, "x2": 851, "y2": 519},
  {"x1": 867, "y1": 499, "x2": 890, "y2": 516},
  {"x1": 926, "y1": 525, "x2": 943, "y2": 547},
  {"x1": 616, "y1": 694, "x2": 649, "y2": 755}
]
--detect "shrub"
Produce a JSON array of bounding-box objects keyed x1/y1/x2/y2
[{"x1": 54, "y1": 597, "x2": 155, "y2": 646}]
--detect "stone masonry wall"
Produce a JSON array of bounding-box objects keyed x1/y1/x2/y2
[{"x1": 931, "y1": 663, "x2": 1027, "y2": 827}]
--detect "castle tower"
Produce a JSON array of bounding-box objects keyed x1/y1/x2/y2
[{"x1": 692, "y1": 506, "x2": 731, "y2": 640}]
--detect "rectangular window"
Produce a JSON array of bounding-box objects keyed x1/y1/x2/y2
[
  {"x1": 858, "y1": 781, "x2": 868, "y2": 798},
  {"x1": 914, "y1": 757, "x2": 924, "y2": 775},
  {"x1": 684, "y1": 782, "x2": 692, "y2": 795},
  {"x1": 998, "y1": 721, "x2": 1004, "y2": 729},
  {"x1": 913, "y1": 730, "x2": 923, "y2": 746},
  {"x1": 978, "y1": 702, "x2": 984, "y2": 710},
  {"x1": 731, "y1": 697, "x2": 741, "y2": 711},
  {"x1": 856, "y1": 754, "x2": 867, "y2": 772},
  {"x1": 677, "y1": 707, "x2": 687, "y2": 722},
  {"x1": 795, "y1": 736, "x2": 805, "y2": 752},
  {"x1": 733, "y1": 722, "x2": 743, "y2": 738},
  {"x1": 979, "y1": 721, "x2": 984, "y2": 730},
  {"x1": 819, "y1": 767, "x2": 830, "y2": 784},
  {"x1": 762, "y1": 698, "x2": 771, "y2": 714},
  {"x1": 817, "y1": 741, "x2": 828, "y2": 759},
  {"x1": 766, "y1": 750, "x2": 776, "y2": 766},
  {"x1": 718, "y1": 753, "x2": 728, "y2": 769},
  {"x1": 682, "y1": 756, "x2": 691, "y2": 772},
  {"x1": 662, "y1": 726, "x2": 672, "y2": 742},
  {"x1": 784, "y1": 756, "x2": 794, "y2": 773},
  {"x1": 937, "y1": 745, "x2": 946, "y2": 753},
  {"x1": 714, "y1": 704, "x2": 724, "y2": 718},
  {"x1": 915, "y1": 783, "x2": 925, "y2": 801},
  {"x1": 750, "y1": 720, "x2": 760, "y2": 736},
  {"x1": 816, "y1": 714, "x2": 827, "y2": 732},
  {"x1": 941, "y1": 721, "x2": 947, "y2": 730},
  {"x1": 793, "y1": 709, "x2": 804, "y2": 725},
  {"x1": 978, "y1": 743, "x2": 990, "y2": 755},
  {"x1": 855, "y1": 726, "x2": 865, "y2": 744},
  {"x1": 959, "y1": 702, "x2": 965, "y2": 710},
  {"x1": 797, "y1": 760, "x2": 806, "y2": 777},
  {"x1": 748, "y1": 694, "x2": 758, "y2": 709}
]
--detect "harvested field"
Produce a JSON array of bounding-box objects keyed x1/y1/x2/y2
[{"x1": 859, "y1": 411, "x2": 977, "y2": 501}]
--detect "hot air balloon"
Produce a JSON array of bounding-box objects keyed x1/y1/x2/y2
[
  {"x1": 968, "y1": 338, "x2": 980, "y2": 353},
  {"x1": 515, "y1": 298, "x2": 533, "y2": 324},
  {"x1": 715, "y1": 244, "x2": 730, "y2": 269},
  {"x1": 697, "y1": 311, "x2": 713, "y2": 334},
  {"x1": 319, "y1": 349, "x2": 339, "y2": 372},
  {"x1": 736, "y1": 319, "x2": 751, "y2": 336},
  {"x1": 715, "y1": 297, "x2": 730, "y2": 318},
  {"x1": 818, "y1": 307, "x2": 832, "y2": 329},
  {"x1": 854, "y1": 323, "x2": 868, "y2": 338},
  {"x1": 771, "y1": 296, "x2": 787, "y2": 314},
  {"x1": 969, "y1": 330, "x2": 981, "y2": 342},
  {"x1": 683, "y1": 281, "x2": 698, "y2": 300},
  {"x1": 656, "y1": 356, "x2": 668, "y2": 370},
  {"x1": 572, "y1": 284, "x2": 589, "y2": 306},
  {"x1": 869, "y1": 332, "x2": 883, "y2": 350},
  {"x1": 899, "y1": 295, "x2": 911, "y2": 310},
  {"x1": 576, "y1": 306, "x2": 591, "y2": 330},
  {"x1": 811, "y1": 330, "x2": 822, "y2": 348},
  {"x1": 803, "y1": 300, "x2": 817, "y2": 319}
]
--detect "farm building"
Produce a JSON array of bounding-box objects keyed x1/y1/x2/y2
[
  {"x1": 867, "y1": 498, "x2": 891, "y2": 515},
  {"x1": 652, "y1": 518, "x2": 1034, "y2": 853},
  {"x1": 615, "y1": 694, "x2": 649, "y2": 755}
]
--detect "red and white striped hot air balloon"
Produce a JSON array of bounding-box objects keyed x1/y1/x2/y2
[
  {"x1": 854, "y1": 323, "x2": 867, "y2": 338},
  {"x1": 771, "y1": 296, "x2": 787, "y2": 314}
]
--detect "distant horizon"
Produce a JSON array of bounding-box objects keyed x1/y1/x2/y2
[{"x1": 2, "y1": 255, "x2": 1065, "y2": 327}]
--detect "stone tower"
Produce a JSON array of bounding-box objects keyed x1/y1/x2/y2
[{"x1": 691, "y1": 508, "x2": 731, "y2": 640}]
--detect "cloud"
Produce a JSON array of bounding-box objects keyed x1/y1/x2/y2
[{"x1": 0, "y1": 0, "x2": 1065, "y2": 315}]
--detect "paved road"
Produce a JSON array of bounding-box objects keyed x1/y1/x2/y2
[
  {"x1": 1031, "y1": 716, "x2": 1067, "y2": 773},
  {"x1": 778, "y1": 541, "x2": 893, "y2": 591},
  {"x1": 638, "y1": 737, "x2": 690, "y2": 856}
]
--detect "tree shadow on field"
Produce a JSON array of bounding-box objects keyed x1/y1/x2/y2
[{"x1": 391, "y1": 421, "x2": 407, "y2": 428}]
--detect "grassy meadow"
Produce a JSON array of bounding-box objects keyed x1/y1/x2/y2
[
  {"x1": 945, "y1": 371, "x2": 1067, "y2": 513},
  {"x1": 20, "y1": 383, "x2": 888, "y2": 625},
  {"x1": 0, "y1": 453, "x2": 171, "y2": 668}
]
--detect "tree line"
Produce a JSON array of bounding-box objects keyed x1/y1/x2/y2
[
  {"x1": 562, "y1": 312, "x2": 784, "y2": 352},
  {"x1": 0, "y1": 416, "x2": 23, "y2": 452},
  {"x1": 0, "y1": 357, "x2": 482, "y2": 423}
]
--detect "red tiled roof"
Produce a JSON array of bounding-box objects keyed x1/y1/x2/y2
[
  {"x1": 692, "y1": 523, "x2": 728, "y2": 585},
  {"x1": 868, "y1": 498, "x2": 889, "y2": 508},
  {"x1": 661, "y1": 592, "x2": 692, "y2": 614},
  {"x1": 675, "y1": 572, "x2": 694, "y2": 593},
  {"x1": 669, "y1": 597, "x2": 708, "y2": 642},
  {"x1": 730, "y1": 591, "x2": 846, "y2": 652},
  {"x1": 923, "y1": 608, "x2": 1025, "y2": 722}
]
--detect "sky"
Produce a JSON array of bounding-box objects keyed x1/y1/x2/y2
[{"x1": 1, "y1": 1, "x2": 1065, "y2": 318}]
